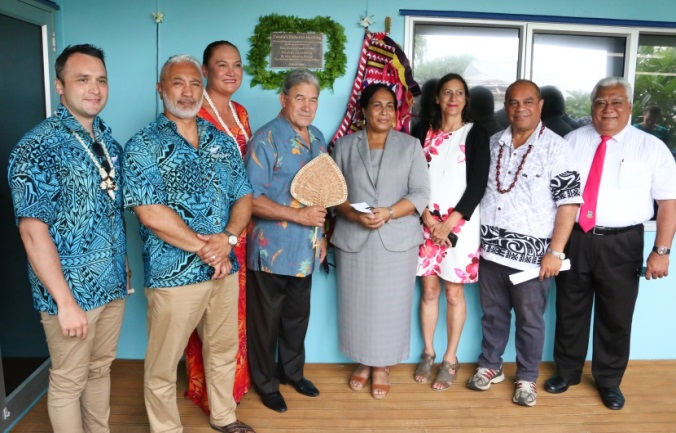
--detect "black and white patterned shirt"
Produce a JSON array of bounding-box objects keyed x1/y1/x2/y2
[{"x1": 480, "y1": 122, "x2": 582, "y2": 270}]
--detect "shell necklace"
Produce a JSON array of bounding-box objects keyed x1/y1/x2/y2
[
  {"x1": 72, "y1": 131, "x2": 117, "y2": 200},
  {"x1": 203, "y1": 91, "x2": 248, "y2": 155}
]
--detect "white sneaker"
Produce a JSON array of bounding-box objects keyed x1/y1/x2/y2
[
  {"x1": 513, "y1": 380, "x2": 537, "y2": 407},
  {"x1": 466, "y1": 366, "x2": 505, "y2": 391}
]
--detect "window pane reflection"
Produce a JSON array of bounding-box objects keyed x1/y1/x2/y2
[
  {"x1": 413, "y1": 24, "x2": 520, "y2": 107},
  {"x1": 634, "y1": 34, "x2": 675, "y2": 154},
  {"x1": 531, "y1": 33, "x2": 626, "y2": 130}
]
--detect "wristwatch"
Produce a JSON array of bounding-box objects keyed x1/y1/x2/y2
[
  {"x1": 547, "y1": 247, "x2": 565, "y2": 260},
  {"x1": 224, "y1": 230, "x2": 238, "y2": 246},
  {"x1": 652, "y1": 246, "x2": 671, "y2": 256}
]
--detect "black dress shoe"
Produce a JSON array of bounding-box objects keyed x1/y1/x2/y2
[
  {"x1": 260, "y1": 391, "x2": 287, "y2": 412},
  {"x1": 599, "y1": 386, "x2": 625, "y2": 410},
  {"x1": 281, "y1": 377, "x2": 320, "y2": 397},
  {"x1": 544, "y1": 375, "x2": 580, "y2": 394}
]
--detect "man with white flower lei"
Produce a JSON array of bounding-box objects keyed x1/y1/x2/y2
[{"x1": 8, "y1": 44, "x2": 130, "y2": 433}]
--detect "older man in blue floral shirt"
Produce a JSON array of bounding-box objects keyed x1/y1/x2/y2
[
  {"x1": 244, "y1": 69, "x2": 327, "y2": 413},
  {"x1": 8, "y1": 44, "x2": 129, "y2": 433},
  {"x1": 122, "y1": 55, "x2": 254, "y2": 433}
]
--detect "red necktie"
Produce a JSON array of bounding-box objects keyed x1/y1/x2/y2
[{"x1": 579, "y1": 135, "x2": 611, "y2": 232}]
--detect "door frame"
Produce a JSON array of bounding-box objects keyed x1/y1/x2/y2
[{"x1": 0, "y1": 1, "x2": 57, "y2": 431}]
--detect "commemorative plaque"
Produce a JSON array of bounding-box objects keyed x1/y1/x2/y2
[{"x1": 270, "y1": 32, "x2": 324, "y2": 69}]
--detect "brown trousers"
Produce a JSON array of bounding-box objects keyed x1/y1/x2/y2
[
  {"x1": 41, "y1": 298, "x2": 126, "y2": 433},
  {"x1": 144, "y1": 274, "x2": 239, "y2": 433}
]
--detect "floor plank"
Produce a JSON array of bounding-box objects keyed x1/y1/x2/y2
[{"x1": 10, "y1": 360, "x2": 676, "y2": 432}]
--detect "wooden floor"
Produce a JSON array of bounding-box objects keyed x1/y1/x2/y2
[{"x1": 12, "y1": 360, "x2": 676, "y2": 432}]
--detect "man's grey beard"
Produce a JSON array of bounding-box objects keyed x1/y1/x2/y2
[{"x1": 162, "y1": 91, "x2": 203, "y2": 119}]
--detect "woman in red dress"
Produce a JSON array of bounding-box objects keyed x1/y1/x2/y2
[{"x1": 184, "y1": 40, "x2": 252, "y2": 412}]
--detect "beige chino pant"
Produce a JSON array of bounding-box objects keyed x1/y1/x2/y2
[
  {"x1": 41, "y1": 298, "x2": 126, "y2": 433},
  {"x1": 144, "y1": 274, "x2": 239, "y2": 433}
]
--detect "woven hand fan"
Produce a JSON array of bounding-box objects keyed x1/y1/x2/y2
[{"x1": 291, "y1": 153, "x2": 347, "y2": 208}]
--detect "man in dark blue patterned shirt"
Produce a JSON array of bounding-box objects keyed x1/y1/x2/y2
[
  {"x1": 122, "y1": 55, "x2": 254, "y2": 433},
  {"x1": 8, "y1": 44, "x2": 129, "y2": 433}
]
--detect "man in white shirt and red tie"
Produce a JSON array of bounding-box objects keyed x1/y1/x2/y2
[{"x1": 545, "y1": 77, "x2": 676, "y2": 410}]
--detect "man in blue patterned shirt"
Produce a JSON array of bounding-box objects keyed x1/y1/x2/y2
[
  {"x1": 8, "y1": 44, "x2": 129, "y2": 433},
  {"x1": 122, "y1": 55, "x2": 254, "y2": 433},
  {"x1": 245, "y1": 70, "x2": 327, "y2": 413}
]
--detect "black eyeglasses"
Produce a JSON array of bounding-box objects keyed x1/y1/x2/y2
[{"x1": 92, "y1": 141, "x2": 112, "y2": 173}]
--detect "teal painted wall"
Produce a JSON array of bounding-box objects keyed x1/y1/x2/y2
[{"x1": 52, "y1": 0, "x2": 676, "y2": 362}]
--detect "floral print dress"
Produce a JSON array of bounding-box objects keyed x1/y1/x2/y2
[{"x1": 417, "y1": 124, "x2": 480, "y2": 283}]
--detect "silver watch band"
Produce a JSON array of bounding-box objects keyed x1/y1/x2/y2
[{"x1": 547, "y1": 247, "x2": 565, "y2": 260}]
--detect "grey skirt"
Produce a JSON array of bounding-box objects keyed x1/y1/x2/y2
[{"x1": 335, "y1": 232, "x2": 418, "y2": 366}]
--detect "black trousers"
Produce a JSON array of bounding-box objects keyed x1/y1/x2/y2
[
  {"x1": 246, "y1": 270, "x2": 312, "y2": 394},
  {"x1": 553, "y1": 224, "x2": 643, "y2": 388}
]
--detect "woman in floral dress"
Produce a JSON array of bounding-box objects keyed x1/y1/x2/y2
[{"x1": 413, "y1": 73, "x2": 490, "y2": 390}]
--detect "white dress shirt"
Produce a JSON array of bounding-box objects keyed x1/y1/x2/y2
[{"x1": 565, "y1": 124, "x2": 676, "y2": 228}]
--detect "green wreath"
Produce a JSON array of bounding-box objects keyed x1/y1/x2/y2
[{"x1": 246, "y1": 14, "x2": 347, "y2": 91}]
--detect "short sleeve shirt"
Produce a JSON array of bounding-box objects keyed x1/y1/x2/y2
[
  {"x1": 8, "y1": 104, "x2": 127, "y2": 314},
  {"x1": 566, "y1": 124, "x2": 676, "y2": 227},
  {"x1": 481, "y1": 123, "x2": 582, "y2": 270},
  {"x1": 122, "y1": 115, "x2": 252, "y2": 288},
  {"x1": 245, "y1": 115, "x2": 326, "y2": 277}
]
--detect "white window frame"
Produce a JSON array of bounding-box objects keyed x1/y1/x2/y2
[
  {"x1": 405, "y1": 15, "x2": 676, "y2": 232},
  {"x1": 405, "y1": 15, "x2": 675, "y2": 90}
]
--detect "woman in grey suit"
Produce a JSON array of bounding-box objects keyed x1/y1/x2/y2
[{"x1": 331, "y1": 84, "x2": 430, "y2": 400}]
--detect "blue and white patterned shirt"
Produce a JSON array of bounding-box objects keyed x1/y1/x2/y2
[
  {"x1": 8, "y1": 104, "x2": 127, "y2": 314},
  {"x1": 245, "y1": 115, "x2": 326, "y2": 277},
  {"x1": 480, "y1": 122, "x2": 582, "y2": 270},
  {"x1": 123, "y1": 114, "x2": 252, "y2": 288}
]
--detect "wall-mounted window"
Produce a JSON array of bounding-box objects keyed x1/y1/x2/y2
[
  {"x1": 633, "y1": 34, "x2": 676, "y2": 149},
  {"x1": 414, "y1": 24, "x2": 520, "y2": 106},
  {"x1": 403, "y1": 11, "x2": 675, "y2": 152}
]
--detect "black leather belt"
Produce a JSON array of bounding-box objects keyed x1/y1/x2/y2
[{"x1": 575, "y1": 223, "x2": 642, "y2": 236}]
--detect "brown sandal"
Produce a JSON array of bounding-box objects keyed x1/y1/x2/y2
[
  {"x1": 432, "y1": 360, "x2": 459, "y2": 391},
  {"x1": 349, "y1": 364, "x2": 370, "y2": 391},
  {"x1": 414, "y1": 352, "x2": 435, "y2": 384},
  {"x1": 371, "y1": 367, "x2": 390, "y2": 400}
]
